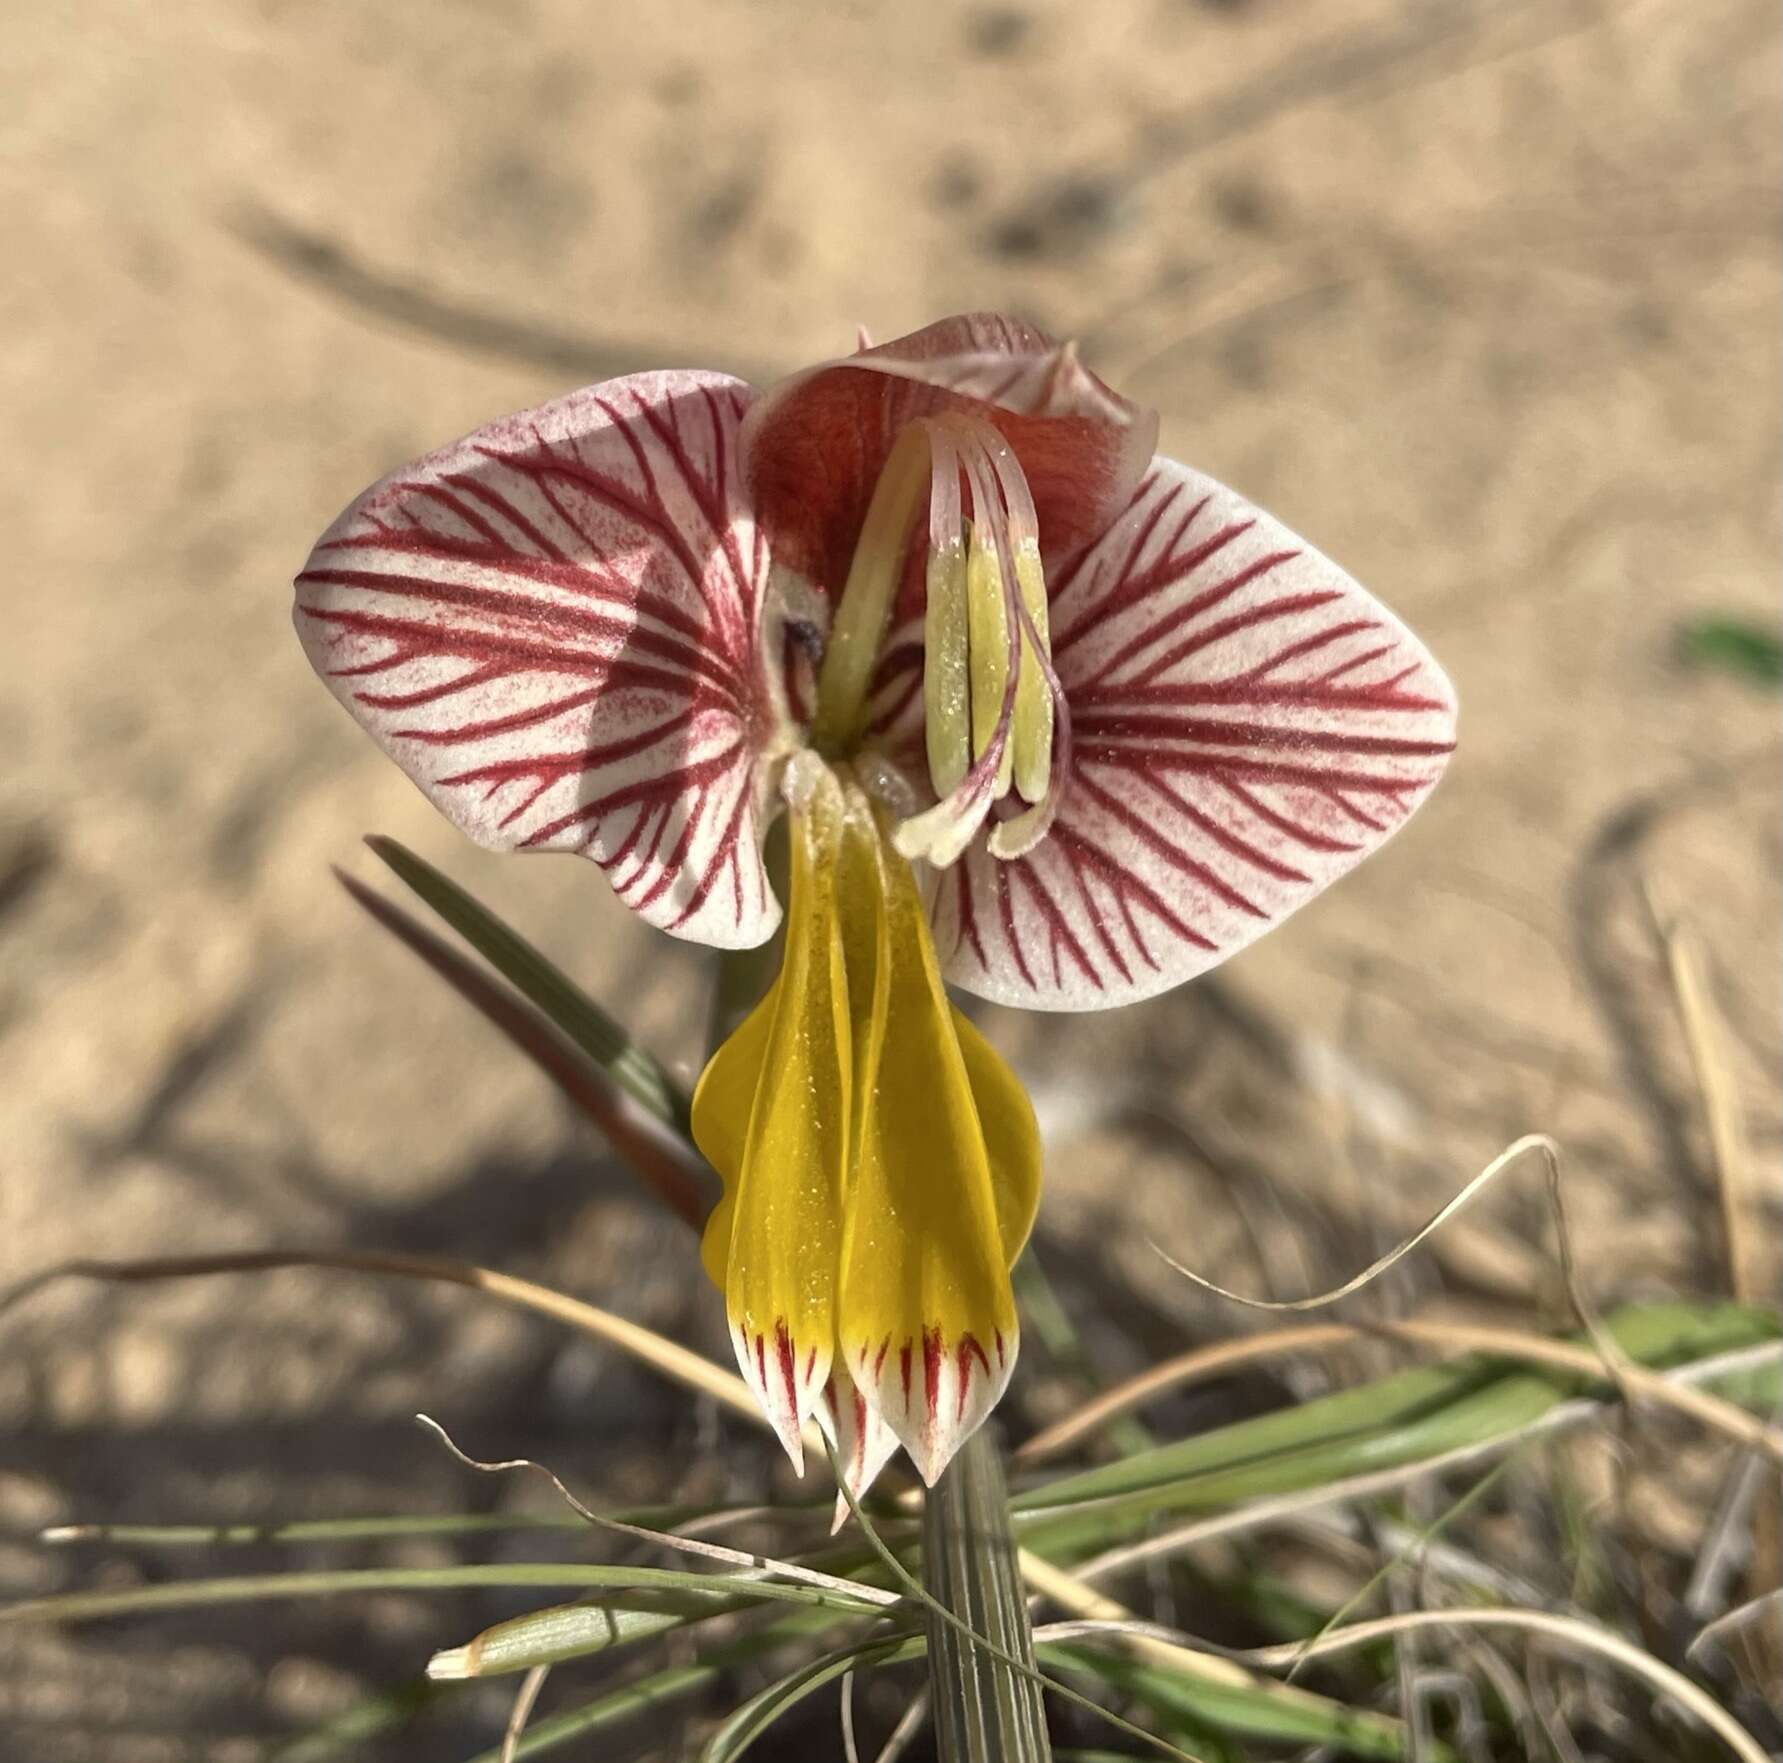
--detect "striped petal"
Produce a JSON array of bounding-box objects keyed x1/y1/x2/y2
[
  {"x1": 932, "y1": 457, "x2": 1457, "y2": 1008},
  {"x1": 836, "y1": 796, "x2": 1039, "y2": 1486},
  {"x1": 294, "y1": 371, "x2": 783, "y2": 950}
]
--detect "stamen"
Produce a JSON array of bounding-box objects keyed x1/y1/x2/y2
[
  {"x1": 922, "y1": 430, "x2": 970, "y2": 798},
  {"x1": 817, "y1": 408, "x2": 1062, "y2": 870},
  {"x1": 813, "y1": 424, "x2": 932, "y2": 752},
  {"x1": 984, "y1": 437, "x2": 1054, "y2": 806},
  {"x1": 965, "y1": 519, "x2": 1016, "y2": 797}
]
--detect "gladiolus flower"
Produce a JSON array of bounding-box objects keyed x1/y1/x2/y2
[{"x1": 295, "y1": 314, "x2": 1456, "y2": 1495}]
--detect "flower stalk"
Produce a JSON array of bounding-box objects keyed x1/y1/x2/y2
[
  {"x1": 710, "y1": 938, "x2": 1048, "y2": 1759},
  {"x1": 923, "y1": 1426, "x2": 1052, "y2": 1762}
]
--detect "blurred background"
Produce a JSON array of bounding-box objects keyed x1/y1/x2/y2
[{"x1": 4, "y1": 1, "x2": 1777, "y2": 1757}]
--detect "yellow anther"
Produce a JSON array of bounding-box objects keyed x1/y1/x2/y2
[
  {"x1": 965, "y1": 524, "x2": 1015, "y2": 796},
  {"x1": 923, "y1": 538, "x2": 971, "y2": 797},
  {"x1": 1009, "y1": 541, "x2": 1053, "y2": 804}
]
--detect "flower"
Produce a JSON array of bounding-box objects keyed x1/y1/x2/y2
[{"x1": 294, "y1": 314, "x2": 1456, "y2": 1496}]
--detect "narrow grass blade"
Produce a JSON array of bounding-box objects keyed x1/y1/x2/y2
[
  {"x1": 3, "y1": 1248, "x2": 786, "y2": 1439},
  {"x1": 1240, "y1": 1609, "x2": 1772, "y2": 1763},
  {"x1": 0, "y1": 1562, "x2": 885, "y2": 1627},
  {"x1": 1017, "y1": 1304, "x2": 1777, "y2": 1522},
  {"x1": 337, "y1": 868, "x2": 712, "y2": 1225},
  {"x1": 430, "y1": 1566, "x2": 889, "y2": 1680},
  {"x1": 464, "y1": 1661, "x2": 722, "y2": 1762},
  {"x1": 455, "y1": 1615, "x2": 832, "y2": 1763},
  {"x1": 1041, "y1": 1644, "x2": 1437, "y2": 1761},
  {"x1": 43, "y1": 1514, "x2": 592, "y2": 1547},
  {"x1": 365, "y1": 836, "x2": 690, "y2": 1128},
  {"x1": 701, "y1": 1632, "x2": 927, "y2": 1762}
]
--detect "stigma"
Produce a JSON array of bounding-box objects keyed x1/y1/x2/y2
[{"x1": 810, "y1": 414, "x2": 1063, "y2": 868}]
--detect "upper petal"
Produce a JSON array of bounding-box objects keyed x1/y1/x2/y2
[
  {"x1": 740, "y1": 314, "x2": 1158, "y2": 601},
  {"x1": 932, "y1": 457, "x2": 1458, "y2": 1008},
  {"x1": 294, "y1": 371, "x2": 783, "y2": 950}
]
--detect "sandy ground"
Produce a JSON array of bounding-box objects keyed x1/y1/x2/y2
[{"x1": 3, "y1": 0, "x2": 1777, "y2": 1756}]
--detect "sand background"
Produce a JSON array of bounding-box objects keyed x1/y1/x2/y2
[{"x1": 3, "y1": 1, "x2": 1777, "y2": 1756}]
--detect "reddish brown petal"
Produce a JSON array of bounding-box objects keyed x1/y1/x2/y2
[{"x1": 740, "y1": 313, "x2": 1158, "y2": 599}]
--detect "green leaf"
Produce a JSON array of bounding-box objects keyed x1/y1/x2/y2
[
  {"x1": 1675, "y1": 615, "x2": 1783, "y2": 687},
  {"x1": 1014, "y1": 1303, "x2": 1778, "y2": 1555},
  {"x1": 44, "y1": 1514, "x2": 588, "y2": 1548},
  {"x1": 365, "y1": 835, "x2": 691, "y2": 1131},
  {"x1": 1042, "y1": 1644, "x2": 1440, "y2": 1761},
  {"x1": 0, "y1": 1562, "x2": 885, "y2": 1628}
]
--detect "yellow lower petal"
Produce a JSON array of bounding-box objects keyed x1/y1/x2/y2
[
  {"x1": 816, "y1": 1358, "x2": 902, "y2": 1533},
  {"x1": 692, "y1": 763, "x2": 852, "y2": 1472},
  {"x1": 834, "y1": 795, "x2": 1039, "y2": 1485},
  {"x1": 694, "y1": 761, "x2": 1042, "y2": 1491}
]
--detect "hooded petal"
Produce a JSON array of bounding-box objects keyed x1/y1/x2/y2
[
  {"x1": 835, "y1": 799, "x2": 1038, "y2": 1486},
  {"x1": 931, "y1": 458, "x2": 1458, "y2": 1008},
  {"x1": 295, "y1": 371, "x2": 783, "y2": 950},
  {"x1": 692, "y1": 763, "x2": 853, "y2": 1469},
  {"x1": 741, "y1": 313, "x2": 1158, "y2": 603}
]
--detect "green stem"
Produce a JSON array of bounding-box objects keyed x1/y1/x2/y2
[{"x1": 924, "y1": 1428, "x2": 1052, "y2": 1762}]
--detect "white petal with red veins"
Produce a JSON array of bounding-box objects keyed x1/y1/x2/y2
[
  {"x1": 295, "y1": 371, "x2": 782, "y2": 950},
  {"x1": 932, "y1": 458, "x2": 1458, "y2": 1008}
]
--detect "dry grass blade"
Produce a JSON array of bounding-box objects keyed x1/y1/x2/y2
[
  {"x1": 0, "y1": 1247, "x2": 820, "y2": 1453},
  {"x1": 1235, "y1": 1609, "x2": 1771, "y2": 1763},
  {"x1": 1687, "y1": 1589, "x2": 1783, "y2": 1676},
  {"x1": 1020, "y1": 1552, "x2": 1252, "y2": 1690},
  {"x1": 1017, "y1": 1318, "x2": 1781, "y2": 1468},
  {"x1": 1154, "y1": 1133, "x2": 1559, "y2": 1312},
  {"x1": 870, "y1": 1688, "x2": 931, "y2": 1763},
  {"x1": 1023, "y1": 1550, "x2": 1440, "y2": 1752},
  {"x1": 416, "y1": 1414, "x2": 895, "y2": 1610},
  {"x1": 501, "y1": 1664, "x2": 550, "y2": 1763},
  {"x1": 1645, "y1": 887, "x2": 1763, "y2": 1304}
]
